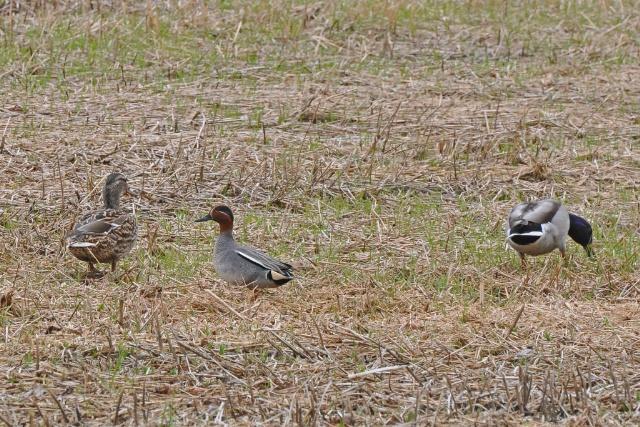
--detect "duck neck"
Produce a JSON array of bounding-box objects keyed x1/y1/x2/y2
[
  {"x1": 103, "y1": 188, "x2": 121, "y2": 210},
  {"x1": 218, "y1": 221, "x2": 234, "y2": 235}
]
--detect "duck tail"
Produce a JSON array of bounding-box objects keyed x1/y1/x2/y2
[
  {"x1": 568, "y1": 213, "x2": 593, "y2": 257},
  {"x1": 267, "y1": 270, "x2": 294, "y2": 285}
]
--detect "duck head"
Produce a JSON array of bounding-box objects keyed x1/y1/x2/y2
[
  {"x1": 195, "y1": 205, "x2": 234, "y2": 232},
  {"x1": 103, "y1": 173, "x2": 131, "y2": 209},
  {"x1": 568, "y1": 213, "x2": 594, "y2": 257}
]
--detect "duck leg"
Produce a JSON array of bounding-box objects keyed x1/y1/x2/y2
[
  {"x1": 87, "y1": 263, "x2": 105, "y2": 279},
  {"x1": 111, "y1": 260, "x2": 117, "y2": 272},
  {"x1": 519, "y1": 253, "x2": 527, "y2": 269},
  {"x1": 559, "y1": 248, "x2": 568, "y2": 265},
  {"x1": 248, "y1": 288, "x2": 262, "y2": 302}
]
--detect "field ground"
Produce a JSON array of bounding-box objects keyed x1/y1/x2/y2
[{"x1": 0, "y1": 1, "x2": 639, "y2": 425}]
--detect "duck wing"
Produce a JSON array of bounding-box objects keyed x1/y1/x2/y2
[
  {"x1": 509, "y1": 200, "x2": 561, "y2": 227},
  {"x1": 68, "y1": 211, "x2": 135, "y2": 246},
  {"x1": 235, "y1": 245, "x2": 293, "y2": 278}
]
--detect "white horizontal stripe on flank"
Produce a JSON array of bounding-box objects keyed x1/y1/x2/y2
[{"x1": 509, "y1": 231, "x2": 544, "y2": 237}]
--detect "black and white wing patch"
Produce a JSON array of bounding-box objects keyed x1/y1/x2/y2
[{"x1": 508, "y1": 222, "x2": 544, "y2": 245}]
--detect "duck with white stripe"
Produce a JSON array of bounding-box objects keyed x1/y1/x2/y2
[
  {"x1": 506, "y1": 199, "x2": 593, "y2": 267},
  {"x1": 195, "y1": 205, "x2": 294, "y2": 289}
]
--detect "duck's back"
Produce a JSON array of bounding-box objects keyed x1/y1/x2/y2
[{"x1": 509, "y1": 200, "x2": 562, "y2": 227}]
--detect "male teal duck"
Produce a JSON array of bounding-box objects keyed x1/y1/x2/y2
[
  {"x1": 195, "y1": 205, "x2": 294, "y2": 289},
  {"x1": 506, "y1": 199, "x2": 593, "y2": 267},
  {"x1": 67, "y1": 173, "x2": 137, "y2": 277}
]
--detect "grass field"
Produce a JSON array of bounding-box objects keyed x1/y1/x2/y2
[{"x1": 0, "y1": 1, "x2": 639, "y2": 425}]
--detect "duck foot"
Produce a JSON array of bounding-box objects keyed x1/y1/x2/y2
[
  {"x1": 247, "y1": 288, "x2": 262, "y2": 302},
  {"x1": 86, "y1": 264, "x2": 106, "y2": 279}
]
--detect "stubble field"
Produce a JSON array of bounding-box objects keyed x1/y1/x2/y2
[{"x1": 0, "y1": 1, "x2": 639, "y2": 425}]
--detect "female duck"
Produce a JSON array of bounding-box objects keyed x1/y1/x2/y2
[
  {"x1": 195, "y1": 205, "x2": 293, "y2": 289},
  {"x1": 67, "y1": 173, "x2": 137, "y2": 277},
  {"x1": 506, "y1": 199, "x2": 593, "y2": 267}
]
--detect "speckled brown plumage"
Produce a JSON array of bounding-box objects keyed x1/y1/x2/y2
[{"x1": 67, "y1": 173, "x2": 137, "y2": 277}]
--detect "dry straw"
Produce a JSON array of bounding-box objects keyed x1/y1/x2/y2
[{"x1": 0, "y1": 1, "x2": 638, "y2": 425}]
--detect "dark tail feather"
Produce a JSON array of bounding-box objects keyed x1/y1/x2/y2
[{"x1": 568, "y1": 213, "x2": 593, "y2": 256}]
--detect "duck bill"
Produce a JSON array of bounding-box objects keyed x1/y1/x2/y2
[
  {"x1": 584, "y1": 244, "x2": 594, "y2": 258},
  {"x1": 195, "y1": 214, "x2": 213, "y2": 223}
]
